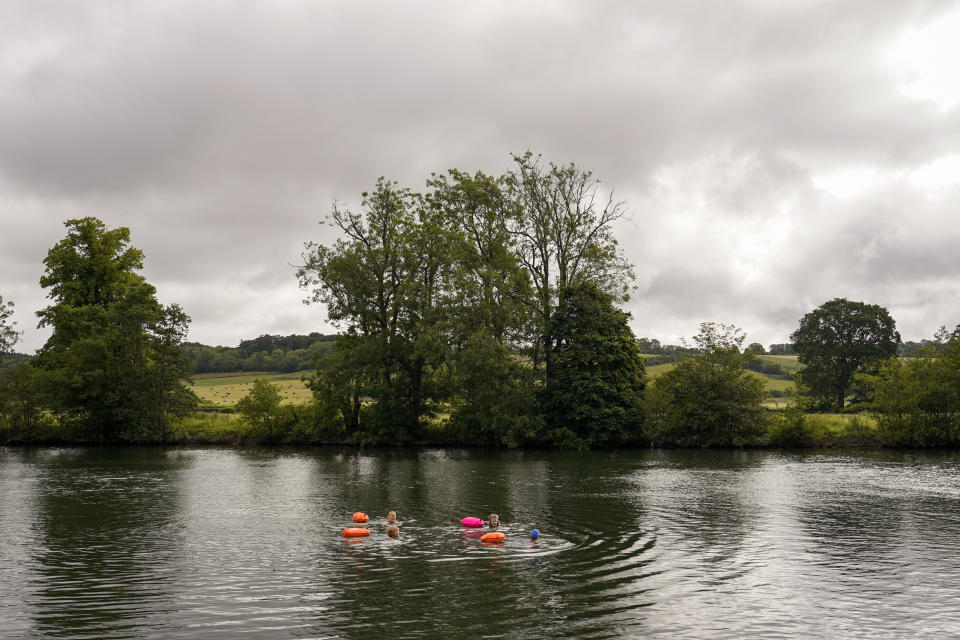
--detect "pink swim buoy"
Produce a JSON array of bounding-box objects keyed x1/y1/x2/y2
[{"x1": 460, "y1": 516, "x2": 484, "y2": 528}]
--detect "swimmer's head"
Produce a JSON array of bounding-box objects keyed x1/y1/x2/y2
[
  {"x1": 488, "y1": 513, "x2": 500, "y2": 527},
  {"x1": 387, "y1": 510, "x2": 397, "y2": 523},
  {"x1": 386, "y1": 525, "x2": 399, "y2": 539},
  {"x1": 529, "y1": 529, "x2": 540, "y2": 540}
]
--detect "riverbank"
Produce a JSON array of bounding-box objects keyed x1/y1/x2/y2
[{"x1": 0, "y1": 409, "x2": 903, "y2": 449}]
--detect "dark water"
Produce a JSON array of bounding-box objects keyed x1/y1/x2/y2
[{"x1": 2, "y1": 447, "x2": 960, "y2": 639}]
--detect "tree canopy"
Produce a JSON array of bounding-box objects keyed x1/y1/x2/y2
[
  {"x1": 791, "y1": 298, "x2": 900, "y2": 411},
  {"x1": 297, "y1": 154, "x2": 635, "y2": 447},
  {"x1": 544, "y1": 282, "x2": 645, "y2": 448},
  {"x1": 34, "y1": 217, "x2": 196, "y2": 441}
]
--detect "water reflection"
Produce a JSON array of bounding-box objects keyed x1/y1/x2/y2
[{"x1": 27, "y1": 448, "x2": 187, "y2": 639}]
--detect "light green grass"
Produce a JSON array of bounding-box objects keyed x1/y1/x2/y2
[
  {"x1": 172, "y1": 412, "x2": 247, "y2": 442},
  {"x1": 644, "y1": 360, "x2": 796, "y2": 397},
  {"x1": 190, "y1": 371, "x2": 312, "y2": 407},
  {"x1": 750, "y1": 371, "x2": 794, "y2": 391},
  {"x1": 759, "y1": 355, "x2": 801, "y2": 374},
  {"x1": 643, "y1": 362, "x2": 677, "y2": 378}
]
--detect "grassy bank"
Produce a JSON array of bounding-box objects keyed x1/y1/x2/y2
[{"x1": 164, "y1": 407, "x2": 884, "y2": 449}]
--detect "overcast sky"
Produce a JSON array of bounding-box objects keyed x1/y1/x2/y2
[{"x1": 2, "y1": 0, "x2": 960, "y2": 353}]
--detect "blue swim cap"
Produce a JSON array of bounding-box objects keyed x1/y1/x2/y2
[{"x1": 530, "y1": 529, "x2": 540, "y2": 540}]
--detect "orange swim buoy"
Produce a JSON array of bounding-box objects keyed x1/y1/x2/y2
[
  {"x1": 480, "y1": 531, "x2": 505, "y2": 542},
  {"x1": 353, "y1": 512, "x2": 369, "y2": 523},
  {"x1": 342, "y1": 527, "x2": 370, "y2": 537}
]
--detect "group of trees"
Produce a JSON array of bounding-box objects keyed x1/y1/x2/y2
[
  {"x1": 182, "y1": 334, "x2": 335, "y2": 374},
  {"x1": 783, "y1": 297, "x2": 960, "y2": 447},
  {"x1": 865, "y1": 332, "x2": 960, "y2": 446},
  {"x1": 297, "y1": 153, "x2": 645, "y2": 447}
]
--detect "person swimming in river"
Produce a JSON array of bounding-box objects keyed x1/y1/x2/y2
[
  {"x1": 486, "y1": 513, "x2": 500, "y2": 530},
  {"x1": 386, "y1": 525, "x2": 400, "y2": 539},
  {"x1": 381, "y1": 511, "x2": 398, "y2": 527}
]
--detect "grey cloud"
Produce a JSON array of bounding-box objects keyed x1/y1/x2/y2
[{"x1": 2, "y1": 0, "x2": 960, "y2": 352}]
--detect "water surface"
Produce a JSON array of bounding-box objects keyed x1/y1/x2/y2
[{"x1": 2, "y1": 447, "x2": 959, "y2": 639}]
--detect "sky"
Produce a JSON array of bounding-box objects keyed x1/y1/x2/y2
[{"x1": 2, "y1": 0, "x2": 960, "y2": 353}]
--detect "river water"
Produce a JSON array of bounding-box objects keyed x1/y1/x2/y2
[{"x1": 2, "y1": 447, "x2": 959, "y2": 639}]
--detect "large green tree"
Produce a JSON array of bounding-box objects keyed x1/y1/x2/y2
[
  {"x1": 791, "y1": 298, "x2": 900, "y2": 411},
  {"x1": 427, "y1": 169, "x2": 540, "y2": 446},
  {"x1": 298, "y1": 180, "x2": 454, "y2": 443},
  {"x1": 506, "y1": 152, "x2": 633, "y2": 385},
  {"x1": 544, "y1": 282, "x2": 645, "y2": 448},
  {"x1": 0, "y1": 295, "x2": 19, "y2": 357},
  {"x1": 35, "y1": 218, "x2": 196, "y2": 442}
]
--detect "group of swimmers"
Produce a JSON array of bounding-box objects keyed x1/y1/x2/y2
[{"x1": 350, "y1": 510, "x2": 541, "y2": 542}]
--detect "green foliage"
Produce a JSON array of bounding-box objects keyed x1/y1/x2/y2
[
  {"x1": 298, "y1": 180, "x2": 455, "y2": 443},
  {"x1": 427, "y1": 169, "x2": 541, "y2": 447},
  {"x1": 745, "y1": 342, "x2": 765, "y2": 356},
  {"x1": 297, "y1": 156, "x2": 638, "y2": 448},
  {"x1": 0, "y1": 363, "x2": 56, "y2": 442},
  {"x1": 644, "y1": 323, "x2": 768, "y2": 447},
  {"x1": 791, "y1": 298, "x2": 900, "y2": 411},
  {"x1": 427, "y1": 169, "x2": 532, "y2": 345},
  {"x1": 0, "y1": 295, "x2": 20, "y2": 358},
  {"x1": 34, "y1": 217, "x2": 197, "y2": 442},
  {"x1": 305, "y1": 334, "x2": 373, "y2": 438},
  {"x1": 505, "y1": 152, "x2": 633, "y2": 384},
  {"x1": 862, "y1": 339, "x2": 960, "y2": 447},
  {"x1": 544, "y1": 282, "x2": 645, "y2": 447},
  {"x1": 767, "y1": 343, "x2": 797, "y2": 356},
  {"x1": 768, "y1": 403, "x2": 818, "y2": 447},
  {"x1": 235, "y1": 378, "x2": 284, "y2": 441},
  {"x1": 182, "y1": 333, "x2": 335, "y2": 374},
  {"x1": 447, "y1": 334, "x2": 543, "y2": 447}
]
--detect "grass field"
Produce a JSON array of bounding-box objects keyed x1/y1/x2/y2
[
  {"x1": 644, "y1": 355, "x2": 799, "y2": 397},
  {"x1": 192, "y1": 355, "x2": 804, "y2": 408},
  {"x1": 759, "y1": 355, "x2": 802, "y2": 374},
  {"x1": 191, "y1": 371, "x2": 313, "y2": 406}
]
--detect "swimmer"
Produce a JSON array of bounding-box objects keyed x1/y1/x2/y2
[
  {"x1": 528, "y1": 529, "x2": 540, "y2": 544},
  {"x1": 386, "y1": 525, "x2": 400, "y2": 539},
  {"x1": 487, "y1": 513, "x2": 500, "y2": 530},
  {"x1": 381, "y1": 510, "x2": 398, "y2": 527}
]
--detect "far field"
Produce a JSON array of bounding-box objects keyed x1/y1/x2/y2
[
  {"x1": 191, "y1": 371, "x2": 313, "y2": 406},
  {"x1": 193, "y1": 355, "x2": 801, "y2": 408}
]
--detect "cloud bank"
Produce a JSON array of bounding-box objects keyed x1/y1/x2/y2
[{"x1": 2, "y1": 0, "x2": 959, "y2": 351}]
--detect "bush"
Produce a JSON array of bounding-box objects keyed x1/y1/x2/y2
[
  {"x1": 768, "y1": 405, "x2": 814, "y2": 447},
  {"x1": 643, "y1": 323, "x2": 768, "y2": 447}
]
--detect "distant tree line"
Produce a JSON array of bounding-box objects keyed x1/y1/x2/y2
[{"x1": 182, "y1": 334, "x2": 335, "y2": 374}]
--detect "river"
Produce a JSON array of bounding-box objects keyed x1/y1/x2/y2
[{"x1": 2, "y1": 447, "x2": 959, "y2": 639}]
